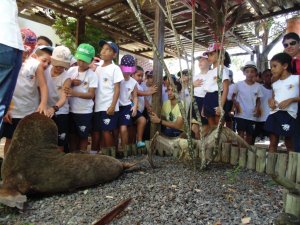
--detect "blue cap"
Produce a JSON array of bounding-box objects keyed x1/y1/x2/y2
[{"x1": 99, "y1": 40, "x2": 119, "y2": 54}]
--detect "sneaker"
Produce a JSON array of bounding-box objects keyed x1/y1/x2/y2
[{"x1": 136, "y1": 141, "x2": 146, "y2": 148}]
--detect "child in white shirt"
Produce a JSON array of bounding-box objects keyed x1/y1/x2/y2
[
  {"x1": 46, "y1": 46, "x2": 72, "y2": 152},
  {"x1": 92, "y1": 40, "x2": 123, "y2": 153},
  {"x1": 265, "y1": 53, "x2": 300, "y2": 152},
  {"x1": 232, "y1": 61, "x2": 262, "y2": 145},
  {"x1": 64, "y1": 43, "x2": 98, "y2": 151}
]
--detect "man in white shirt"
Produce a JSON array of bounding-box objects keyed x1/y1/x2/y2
[{"x1": 0, "y1": 0, "x2": 24, "y2": 131}]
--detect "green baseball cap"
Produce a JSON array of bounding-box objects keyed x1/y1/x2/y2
[{"x1": 75, "y1": 43, "x2": 95, "y2": 64}]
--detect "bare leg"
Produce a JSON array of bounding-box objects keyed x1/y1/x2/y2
[
  {"x1": 69, "y1": 133, "x2": 78, "y2": 152},
  {"x1": 246, "y1": 134, "x2": 254, "y2": 145},
  {"x1": 269, "y1": 133, "x2": 279, "y2": 153},
  {"x1": 128, "y1": 125, "x2": 135, "y2": 144},
  {"x1": 136, "y1": 116, "x2": 146, "y2": 142},
  {"x1": 284, "y1": 136, "x2": 294, "y2": 152},
  {"x1": 103, "y1": 131, "x2": 114, "y2": 147},
  {"x1": 91, "y1": 131, "x2": 100, "y2": 151},
  {"x1": 192, "y1": 124, "x2": 200, "y2": 140},
  {"x1": 79, "y1": 138, "x2": 89, "y2": 151},
  {"x1": 120, "y1": 125, "x2": 128, "y2": 147}
]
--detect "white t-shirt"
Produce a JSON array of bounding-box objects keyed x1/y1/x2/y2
[
  {"x1": 119, "y1": 77, "x2": 137, "y2": 106},
  {"x1": 257, "y1": 85, "x2": 272, "y2": 122},
  {"x1": 11, "y1": 58, "x2": 40, "y2": 118},
  {"x1": 233, "y1": 81, "x2": 263, "y2": 121},
  {"x1": 271, "y1": 75, "x2": 299, "y2": 119},
  {"x1": 137, "y1": 83, "x2": 145, "y2": 113},
  {"x1": 203, "y1": 67, "x2": 230, "y2": 93},
  {"x1": 193, "y1": 72, "x2": 207, "y2": 97},
  {"x1": 94, "y1": 64, "x2": 123, "y2": 112},
  {"x1": 45, "y1": 65, "x2": 70, "y2": 115},
  {"x1": 67, "y1": 66, "x2": 98, "y2": 114},
  {"x1": 0, "y1": 0, "x2": 23, "y2": 50},
  {"x1": 141, "y1": 82, "x2": 152, "y2": 106},
  {"x1": 227, "y1": 83, "x2": 235, "y2": 101}
]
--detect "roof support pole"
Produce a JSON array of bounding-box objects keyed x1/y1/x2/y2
[
  {"x1": 76, "y1": 15, "x2": 86, "y2": 46},
  {"x1": 150, "y1": 0, "x2": 165, "y2": 138}
]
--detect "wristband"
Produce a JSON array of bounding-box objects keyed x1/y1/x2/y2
[{"x1": 52, "y1": 105, "x2": 59, "y2": 112}]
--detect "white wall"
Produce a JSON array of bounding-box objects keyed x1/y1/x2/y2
[{"x1": 18, "y1": 17, "x2": 61, "y2": 46}]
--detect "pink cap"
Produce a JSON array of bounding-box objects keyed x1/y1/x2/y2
[
  {"x1": 120, "y1": 65, "x2": 136, "y2": 73},
  {"x1": 204, "y1": 43, "x2": 222, "y2": 55},
  {"x1": 21, "y1": 28, "x2": 37, "y2": 54}
]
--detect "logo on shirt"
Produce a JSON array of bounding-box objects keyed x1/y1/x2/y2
[
  {"x1": 79, "y1": 126, "x2": 86, "y2": 132},
  {"x1": 282, "y1": 124, "x2": 290, "y2": 131},
  {"x1": 125, "y1": 114, "x2": 130, "y2": 120},
  {"x1": 26, "y1": 74, "x2": 34, "y2": 80},
  {"x1": 254, "y1": 92, "x2": 258, "y2": 96},
  {"x1": 58, "y1": 133, "x2": 66, "y2": 140},
  {"x1": 288, "y1": 84, "x2": 294, "y2": 89},
  {"x1": 104, "y1": 78, "x2": 108, "y2": 82},
  {"x1": 103, "y1": 118, "x2": 111, "y2": 125},
  {"x1": 213, "y1": 76, "x2": 217, "y2": 81}
]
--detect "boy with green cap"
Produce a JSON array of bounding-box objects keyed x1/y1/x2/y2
[{"x1": 64, "y1": 43, "x2": 98, "y2": 151}]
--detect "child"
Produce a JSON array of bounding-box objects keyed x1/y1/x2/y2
[
  {"x1": 232, "y1": 61, "x2": 262, "y2": 145},
  {"x1": 131, "y1": 66, "x2": 157, "y2": 148},
  {"x1": 64, "y1": 43, "x2": 98, "y2": 151},
  {"x1": 192, "y1": 54, "x2": 210, "y2": 139},
  {"x1": 180, "y1": 69, "x2": 191, "y2": 114},
  {"x1": 203, "y1": 43, "x2": 230, "y2": 127},
  {"x1": 1, "y1": 44, "x2": 50, "y2": 155},
  {"x1": 265, "y1": 53, "x2": 300, "y2": 152},
  {"x1": 118, "y1": 55, "x2": 138, "y2": 153},
  {"x1": 92, "y1": 40, "x2": 123, "y2": 154},
  {"x1": 253, "y1": 69, "x2": 272, "y2": 143},
  {"x1": 46, "y1": 45, "x2": 72, "y2": 152},
  {"x1": 36, "y1": 35, "x2": 53, "y2": 47}
]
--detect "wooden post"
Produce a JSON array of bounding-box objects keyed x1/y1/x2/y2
[
  {"x1": 230, "y1": 145, "x2": 239, "y2": 166},
  {"x1": 76, "y1": 15, "x2": 86, "y2": 46},
  {"x1": 275, "y1": 153, "x2": 288, "y2": 177},
  {"x1": 266, "y1": 152, "x2": 278, "y2": 175},
  {"x1": 239, "y1": 147, "x2": 247, "y2": 168},
  {"x1": 285, "y1": 193, "x2": 300, "y2": 218},
  {"x1": 150, "y1": 0, "x2": 164, "y2": 138},
  {"x1": 256, "y1": 148, "x2": 267, "y2": 173},
  {"x1": 221, "y1": 143, "x2": 231, "y2": 163},
  {"x1": 247, "y1": 146, "x2": 256, "y2": 170},
  {"x1": 286, "y1": 152, "x2": 298, "y2": 182},
  {"x1": 297, "y1": 153, "x2": 300, "y2": 185}
]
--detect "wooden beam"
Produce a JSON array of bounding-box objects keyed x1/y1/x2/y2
[
  {"x1": 247, "y1": 0, "x2": 263, "y2": 16},
  {"x1": 28, "y1": 0, "x2": 78, "y2": 17},
  {"x1": 121, "y1": 2, "x2": 207, "y2": 48},
  {"x1": 81, "y1": 0, "x2": 121, "y2": 16},
  {"x1": 151, "y1": 0, "x2": 165, "y2": 138},
  {"x1": 76, "y1": 15, "x2": 86, "y2": 46},
  {"x1": 119, "y1": 47, "x2": 153, "y2": 60},
  {"x1": 228, "y1": 31, "x2": 255, "y2": 52},
  {"x1": 231, "y1": 52, "x2": 252, "y2": 56},
  {"x1": 18, "y1": 2, "x2": 32, "y2": 12},
  {"x1": 238, "y1": 5, "x2": 300, "y2": 25},
  {"x1": 19, "y1": 13, "x2": 54, "y2": 27}
]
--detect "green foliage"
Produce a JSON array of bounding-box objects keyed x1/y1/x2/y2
[
  {"x1": 225, "y1": 165, "x2": 241, "y2": 184},
  {"x1": 52, "y1": 16, "x2": 111, "y2": 55}
]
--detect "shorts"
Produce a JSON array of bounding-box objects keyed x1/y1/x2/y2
[
  {"x1": 132, "y1": 110, "x2": 144, "y2": 122},
  {"x1": 235, "y1": 117, "x2": 256, "y2": 135},
  {"x1": 253, "y1": 121, "x2": 269, "y2": 138},
  {"x1": 93, "y1": 111, "x2": 119, "y2": 131},
  {"x1": 224, "y1": 100, "x2": 233, "y2": 122},
  {"x1": 264, "y1": 111, "x2": 296, "y2": 137},
  {"x1": 203, "y1": 91, "x2": 221, "y2": 117},
  {"x1": 69, "y1": 112, "x2": 93, "y2": 138},
  {"x1": 1, "y1": 118, "x2": 22, "y2": 139},
  {"x1": 162, "y1": 127, "x2": 182, "y2": 137},
  {"x1": 118, "y1": 105, "x2": 133, "y2": 126},
  {"x1": 192, "y1": 96, "x2": 208, "y2": 125},
  {"x1": 52, "y1": 114, "x2": 69, "y2": 147}
]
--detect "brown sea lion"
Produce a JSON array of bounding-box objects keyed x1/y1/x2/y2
[{"x1": 0, "y1": 113, "x2": 130, "y2": 209}]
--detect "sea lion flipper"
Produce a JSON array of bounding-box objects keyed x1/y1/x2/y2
[{"x1": 0, "y1": 188, "x2": 27, "y2": 209}]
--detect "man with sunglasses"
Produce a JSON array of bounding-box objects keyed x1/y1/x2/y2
[
  {"x1": 282, "y1": 32, "x2": 300, "y2": 74},
  {"x1": 282, "y1": 32, "x2": 300, "y2": 152}
]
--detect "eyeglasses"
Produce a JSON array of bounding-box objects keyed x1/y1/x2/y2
[{"x1": 283, "y1": 41, "x2": 297, "y2": 48}]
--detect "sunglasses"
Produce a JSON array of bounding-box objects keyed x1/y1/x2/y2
[{"x1": 283, "y1": 40, "x2": 297, "y2": 48}]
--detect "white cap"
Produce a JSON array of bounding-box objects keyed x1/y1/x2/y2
[
  {"x1": 241, "y1": 61, "x2": 257, "y2": 71},
  {"x1": 51, "y1": 46, "x2": 72, "y2": 69}
]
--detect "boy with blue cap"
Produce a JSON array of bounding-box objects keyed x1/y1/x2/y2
[{"x1": 92, "y1": 40, "x2": 123, "y2": 156}]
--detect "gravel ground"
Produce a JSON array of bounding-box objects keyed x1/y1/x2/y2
[{"x1": 0, "y1": 156, "x2": 283, "y2": 225}]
